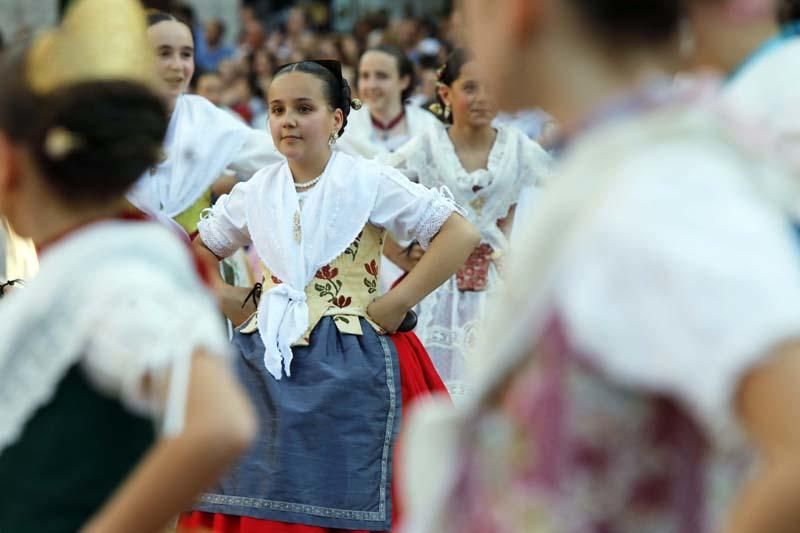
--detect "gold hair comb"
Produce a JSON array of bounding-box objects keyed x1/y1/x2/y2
[{"x1": 26, "y1": 0, "x2": 156, "y2": 95}]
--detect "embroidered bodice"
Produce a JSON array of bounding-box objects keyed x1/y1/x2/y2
[{"x1": 240, "y1": 224, "x2": 385, "y2": 343}]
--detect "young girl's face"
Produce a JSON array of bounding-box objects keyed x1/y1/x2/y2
[
  {"x1": 268, "y1": 72, "x2": 343, "y2": 164},
  {"x1": 440, "y1": 61, "x2": 498, "y2": 128},
  {"x1": 148, "y1": 20, "x2": 195, "y2": 104},
  {"x1": 358, "y1": 51, "x2": 409, "y2": 114}
]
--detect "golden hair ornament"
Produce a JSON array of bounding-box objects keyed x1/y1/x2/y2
[
  {"x1": 435, "y1": 64, "x2": 447, "y2": 82},
  {"x1": 351, "y1": 98, "x2": 363, "y2": 111},
  {"x1": 26, "y1": 0, "x2": 157, "y2": 95},
  {"x1": 428, "y1": 102, "x2": 443, "y2": 117}
]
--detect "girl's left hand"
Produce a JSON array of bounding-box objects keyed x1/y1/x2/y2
[{"x1": 367, "y1": 293, "x2": 409, "y2": 334}]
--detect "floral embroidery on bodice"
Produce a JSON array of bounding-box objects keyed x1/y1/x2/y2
[
  {"x1": 240, "y1": 224, "x2": 385, "y2": 344},
  {"x1": 445, "y1": 314, "x2": 752, "y2": 533}
]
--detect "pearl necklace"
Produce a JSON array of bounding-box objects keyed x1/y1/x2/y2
[{"x1": 294, "y1": 174, "x2": 323, "y2": 190}]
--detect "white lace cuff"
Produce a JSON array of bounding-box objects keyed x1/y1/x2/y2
[
  {"x1": 415, "y1": 187, "x2": 466, "y2": 250},
  {"x1": 198, "y1": 208, "x2": 242, "y2": 259}
]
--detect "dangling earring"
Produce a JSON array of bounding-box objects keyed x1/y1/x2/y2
[
  {"x1": 328, "y1": 131, "x2": 339, "y2": 147},
  {"x1": 444, "y1": 104, "x2": 451, "y2": 121}
]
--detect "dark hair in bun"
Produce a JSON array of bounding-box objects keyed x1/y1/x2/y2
[
  {"x1": 0, "y1": 52, "x2": 168, "y2": 205},
  {"x1": 570, "y1": 0, "x2": 684, "y2": 44},
  {"x1": 273, "y1": 59, "x2": 361, "y2": 136}
]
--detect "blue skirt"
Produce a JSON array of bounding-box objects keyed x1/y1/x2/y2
[{"x1": 195, "y1": 317, "x2": 401, "y2": 531}]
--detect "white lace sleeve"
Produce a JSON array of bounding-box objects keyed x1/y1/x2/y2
[
  {"x1": 370, "y1": 167, "x2": 465, "y2": 250},
  {"x1": 81, "y1": 264, "x2": 231, "y2": 436},
  {"x1": 197, "y1": 180, "x2": 252, "y2": 258}
]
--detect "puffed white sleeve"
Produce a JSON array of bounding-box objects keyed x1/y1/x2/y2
[
  {"x1": 555, "y1": 147, "x2": 800, "y2": 442},
  {"x1": 81, "y1": 260, "x2": 232, "y2": 436},
  {"x1": 369, "y1": 166, "x2": 465, "y2": 250},
  {"x1": 381, "y1": 136, "x2": 427, "y2": 184},
  {"x1": 197, "y1": 179, "x2": 252, "y2": 259},
  {"x1": 227, "y1": 128, "x2": 284, "y2": 180}
]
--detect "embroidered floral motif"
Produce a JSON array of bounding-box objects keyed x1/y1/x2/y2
[
  {"x1": 331, "y1": 295, "x2": 353, "y2": 308},
  {"x1": 363, "y1": 259, "x2": 379, "y2": 294},
  {"x1": 456, "y1": 244, "x2": 494, "y2": 291},
  {"x1": 343, "y1": 231, "x2": 363, "y2": 262},
  {"x1": 470, "y1": 195, "x2": 487, "y2": 216},
  {"x1": 314, "y1": 265, "x2": 353, "y2": 310},
  {"x1": 316, "y1": 266, "x2": 339, "y2": 281}
]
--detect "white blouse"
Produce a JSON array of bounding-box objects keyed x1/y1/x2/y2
[
  {"x1": 386, "y1": 124, "x2": 552, "y2": 254},
  {"x1": 198, "y1": 152, "x2": 462, "y2": 379},
  {"x1": 128, "y1": 94, "x2": 282, "y2": 219},
  {"x1": 200, "y1": 157, "x2": 459, "y2": 259}
]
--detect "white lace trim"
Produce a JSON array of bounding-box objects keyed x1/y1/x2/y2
[
  {"x1": 0, "y1": 222, "x2": 230, "y2": 452},
  {"x1": 198, "y1": 208, "x2": 240, "y2": 259},
  {"x1": 390, "y1": 124, "x2": 551, "y2": 253},
  {"x1": 82, "y1": 267, "x2": 230, "y2": 435},
  {"x1": 415, "y1": 187, "x2": 464, "y2": 250}
]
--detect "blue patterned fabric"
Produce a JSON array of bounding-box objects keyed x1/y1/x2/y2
[{"x1": 196, "y1": 317, "x2": 401, "y2": 531}]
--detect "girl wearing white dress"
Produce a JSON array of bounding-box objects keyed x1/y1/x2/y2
[
  {"x1": 387, "y1": 49, "x2": 552, "y2": 400},
  {"x1": 127, "y1": 11, "x2": 282, "y2": 237}
]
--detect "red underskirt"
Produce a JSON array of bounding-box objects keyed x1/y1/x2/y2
[{"x1": 178, "y1": 331, "x2": 449, "y2": 533}]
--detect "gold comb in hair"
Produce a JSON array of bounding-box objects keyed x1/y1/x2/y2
[{"x1": 26, "y1": 0, "x2": 156, "y2": 95}]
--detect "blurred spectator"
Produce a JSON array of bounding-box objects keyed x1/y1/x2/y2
[
  {"x1": 339, "y1": 34, "x2": 361, "y2": 67},
  {"x1": 240, "y1": 17, "x2": 266, "y2": 56},
  {"x1": 0, "y1": 29, "x2": 4, "y2": 54},
  {"x1": 196, "y1": 18, "x2": 236, "y2": 72},
  {"x1": 408, "y1": 54, "x2": 440, "y2": 107},
  {"x1": 195, "y1": 71, "x2": 224, "y2": 107}
]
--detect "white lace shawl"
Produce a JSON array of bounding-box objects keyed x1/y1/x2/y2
[
  {"x1": 0, "y1": 221, "x2": 230, "y2": 453},
  {"x1": 385, "y1": 124, "x2": 552, "y2": 254},
  {"x1": 198, "y1": 151, "x2": 461, "y2": 379},
  {"x1": 127, "y1": 94, "x2": 282, "y2": 218}
]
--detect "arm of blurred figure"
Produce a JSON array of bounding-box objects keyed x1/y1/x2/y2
[
  {"x1": 726, "y1": 340, "x2": 800, "y2": 533},
  {"x1": 81, "y1": 349, "x2": 256, "y2": 533}
]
